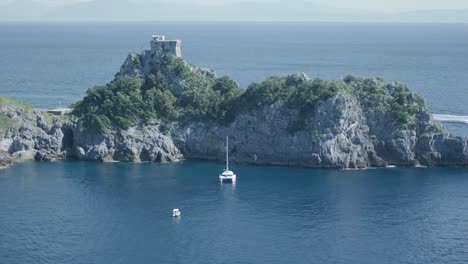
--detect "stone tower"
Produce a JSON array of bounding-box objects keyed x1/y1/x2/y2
[{"x1": 150, "y1": 35, "x2": 182, "y2": 57}]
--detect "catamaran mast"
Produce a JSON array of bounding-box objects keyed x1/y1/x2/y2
[{"x1": 226, "y1": 136, "x2": 229, "y2": 171}]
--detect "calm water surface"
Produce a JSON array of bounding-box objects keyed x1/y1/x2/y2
[
  {"x1": 1, "y1": 161, "x2": 467, "y2": 264},
  {"x1": 0, "y1": 23, "x2": 467, "y2": 111},
  {"x1": 1, "y1": 23, "x2": 468, "y2": 263},
  {"x1": 1, "y1": 22, "x2": 467, "y2": 136}
]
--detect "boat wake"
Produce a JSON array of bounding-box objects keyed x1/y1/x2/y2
[{"x1": 433, "y1": 114, "x2": 468, "y2": 124}]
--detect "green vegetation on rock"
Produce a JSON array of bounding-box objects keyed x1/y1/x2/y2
[
  {"x1": 0, "y1": 96, "x2": 33, "y2": 110},
  {"x1": 72, "y1": 77, "x2": 143, "y2": 133},
  {"x1": 239, "y1": 75, "x2": 342, "y2": 112},
  {"x1": 344, "y1": 75, "x2": 428, "y2": 130},
  {"x1": 237, "y1": 74, "x2": 343, "y2": 131},
  {"x1": 179, "y1": 76, "x2": 242, "y2": 123},
  {"x1": 0, "y1": 115, "x2": 14, "y2": 130},
  {"x1": 72, "y1": 53, "x2": 242, "y2": 133},
  {"x1": 71, "y1": 52, "x2": 431, "y2": 134},
  {"x1": 0, "y1": 96, "x2": 33, "y2": 132}
]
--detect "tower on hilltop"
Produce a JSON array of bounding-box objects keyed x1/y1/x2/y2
[{"x1": 150, "y1": 35, "x2": 182, "y2": 58}]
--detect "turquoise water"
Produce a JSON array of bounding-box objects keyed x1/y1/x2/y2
[{"x1": 1, "y1": 161, "x2": 468, "y2": 263}]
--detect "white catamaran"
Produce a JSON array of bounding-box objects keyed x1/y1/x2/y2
[{"x1": 219, "y1": 136, "x2": 236, "y2": 183}]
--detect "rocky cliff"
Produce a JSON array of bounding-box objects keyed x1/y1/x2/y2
[
  {"x1": 2, "y1": 42, "x2": 468, "y2": 169},
  {"x1": 172, "y1": 79, "x2": 468, "y2": 168},
  {"x1": 0, "y1": 97, "x2": 65, "y2": 167},
  {"x1": 69, "y1": 120, "x2": 182, "y2": 163},
  {"x1": 0, "y1": 98, "x2": 181, "y2": 166}
]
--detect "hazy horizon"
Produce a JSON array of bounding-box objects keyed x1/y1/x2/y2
[{"x1": 1, "y1": 0, "x2": 468, "y2": 23}]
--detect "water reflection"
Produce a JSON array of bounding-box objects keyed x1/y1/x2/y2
[
  {"x1": 220, "y1": 181, "x2": 236, "y2": 191},
  {"x1": 173, "y1": 216, "x2": 181, "y2": 224}
]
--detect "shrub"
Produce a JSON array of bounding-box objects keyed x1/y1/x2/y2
[
  {"x1": 72, "y1": 76, "x2": 144, "y2": 132},
  {"x1": 72, "y1": 54, "x2": 242, "y2": 133},
  {"x1": 71, "y1": 51, "x2": 427, "y2": 135}
]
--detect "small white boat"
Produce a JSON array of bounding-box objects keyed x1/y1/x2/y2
[
  {"x1": 219, "y1": 136, "x2": 236, "y2": 183},
  {"x1": 172, "y1": 208, "x2": 181, "y2": 217}
]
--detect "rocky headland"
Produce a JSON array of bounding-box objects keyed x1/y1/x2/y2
[{"x1": 1, "y1": 36, "x2": 468, "y2": 169}]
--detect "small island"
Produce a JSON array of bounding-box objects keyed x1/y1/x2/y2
[{"x1": 1, "y1": 35, "x2": 467, "y2": 169}]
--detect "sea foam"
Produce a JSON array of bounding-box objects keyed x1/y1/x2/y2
[{"x1": 433, "y1": 114, "x2": 468, "y2": 124}]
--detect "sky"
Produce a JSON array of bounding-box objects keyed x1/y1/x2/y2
[
  {"x1": 315, "y1": 0, "x2": 468, "y2": 12},
  {"x1": 0, "y1": 0, "x2": 468, "y2": 22},
  {"x1": 1, "y1": 0, "x2": 466, "y2": 12}
]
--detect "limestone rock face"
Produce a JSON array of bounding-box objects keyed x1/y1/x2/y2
[
  {"x1": 172, "y1": 87, "x2": 468, "y2": 168},
  {"x1": 0, "y1": 104, "x2": 65, "y2": 166},
  {"x1": 0, "y1": 101, "x2": 183, "y2": 166},
  {"x1": 119, "y1": 53, "x2": 144, "y2": 79},
  {"x1": 68, "y1": 121, "x2": 183, "y2": 163},
  {"x1": 2, "y1": 87, "x2": 468, "y2": 168},
  {"x1": 3, "y1": 44, "x2": 468, "y2": 169},
  {"x1": 173, "y1": 91, "x2": 378, "y2": 168}
]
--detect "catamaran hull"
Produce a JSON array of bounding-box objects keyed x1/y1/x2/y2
[{"x1": 219, "y1": 175, "x2": 236, "y2": 182}]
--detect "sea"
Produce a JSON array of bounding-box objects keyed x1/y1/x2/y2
[{"x1": 0, "y1": 23, "x2": 468, "y2": 264}]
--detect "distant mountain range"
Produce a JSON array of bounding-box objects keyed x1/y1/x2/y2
[{"x1": 1, "y1": 0, "x2": 468, "y2": 23}]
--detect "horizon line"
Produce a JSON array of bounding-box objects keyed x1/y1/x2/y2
[{"x1": 1, "y1": 20, "x2": 468, "y2": 25}]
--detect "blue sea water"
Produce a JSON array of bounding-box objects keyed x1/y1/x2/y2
[
  {"x1": 1, "y1": 161, "x2": 468, "y2": 264},
  {"x1": 0, "y1": 22, "x2": 468, "y2": 136},
  {"x1": 1, "y1": 23, "x2": 468, "y2": 263}
]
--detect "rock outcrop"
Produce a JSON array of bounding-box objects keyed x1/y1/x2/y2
[
  {"x1": 2, "y1": 39, "x2": 468, "y2": 169},
  {"x1": 0, "y1": 98, "x2": 65, "y2": 167},
  {"x1": 0, "y1": 100, "x2": 182, "y2": 167},
  {"x1": 116, "y1": 49, "x2": 215, "y2": 96},
  {"x1": 68, "y1": 121, "x2": 182, "y2": 163},
  {"x1": 172, "y1": 87, "x2": 468, "y2": 168}
]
